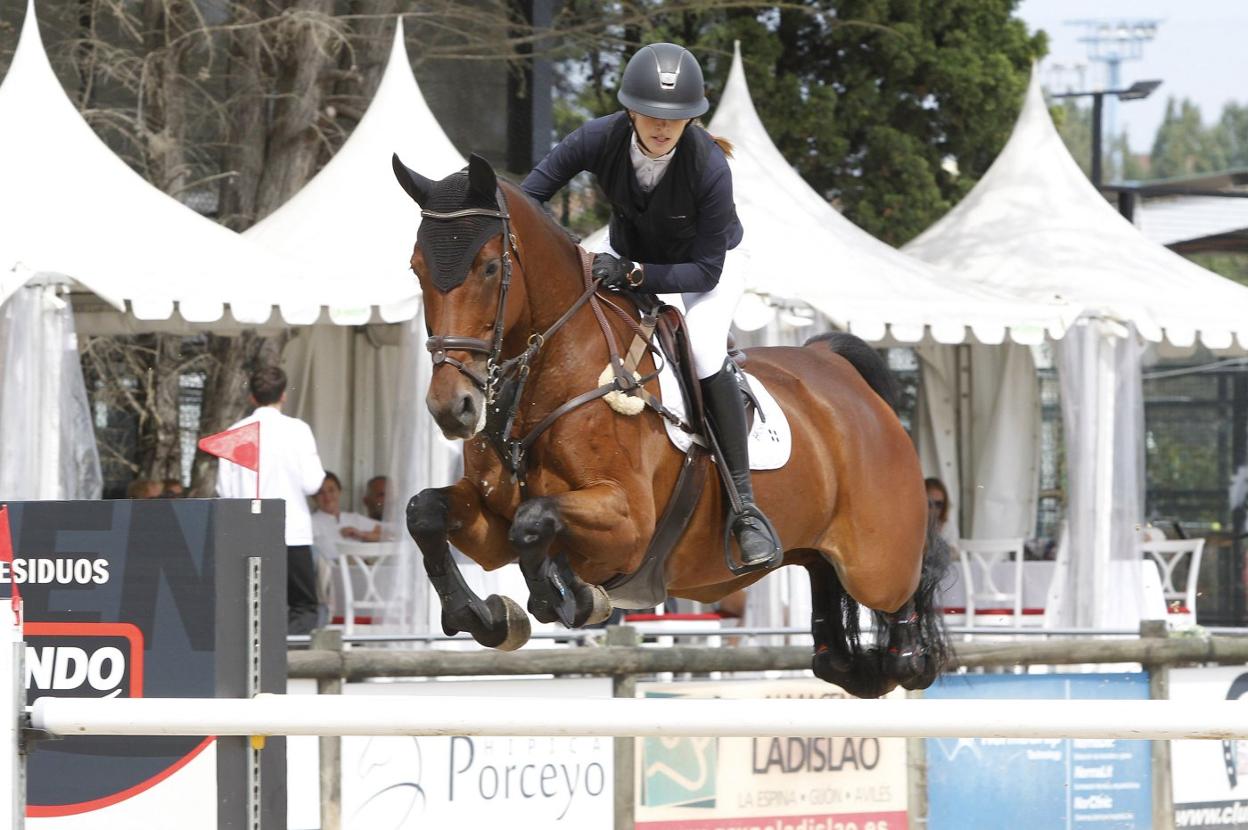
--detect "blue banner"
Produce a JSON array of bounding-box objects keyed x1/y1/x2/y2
[{"x1": 926, "y1": 673, "x2": 1151, "y2": 830}]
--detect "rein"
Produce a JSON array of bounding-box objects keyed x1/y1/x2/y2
[{"x1": 420, "y1": 190, "x2": 675, "y2": 494}]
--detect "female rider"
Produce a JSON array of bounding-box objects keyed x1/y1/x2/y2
[{"x1": 520, "y1": 42, "x2": 781, "y2": 571}]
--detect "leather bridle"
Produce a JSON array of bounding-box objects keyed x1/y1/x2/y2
[
  {"x1": 420, "y1": 185, "x2": 692, "y2": 494},
  {"x1": 421, "y1": 188, "x2": 520, "y2": 406},
  {"x1": 420, "y1": 188, "x2": 635, "y2": 490}
]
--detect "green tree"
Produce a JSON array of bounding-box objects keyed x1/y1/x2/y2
[
  {"x1": 1213, "y1": 102, "x2": 1248, "y2": 170},
  {"x1": 1151, "y1": 97, "x2": 1227, "y2": 179},
  {"x1": 1051, "y1": 99, "x2": 1093, "y2": 178},
  {"x1": 1116, "y1": 134, "x2": 1149, "y2": 181},
  {"x1": 779, "y1": 1, "x2": 1045, "y2": 244},
  {"x1": 552, "y1": 1, "x2": 1045, "y2": 246},
  {"x1": 1050, "y1": 99, "x2": 1144, "y2": 181}
]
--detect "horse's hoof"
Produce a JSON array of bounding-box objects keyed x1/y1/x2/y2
[
  {"x1": 894, "y1": 652, "x2": 940, "y2": 691},
  {"x1": 440, "y1": 608, "x2": 462, "y2": 638},
  {"x1": 811, "y1": 649, "x2": 894, "y2": 699},
  {"x1": 526, "y1": 592, "x2": 561, "y2": 625},
  {"x1": 584, "y1": 586, "x2": 613, "y2": 625},
  {"x1": 478, "y1": 594, "x2": 531, "y2": 651}
]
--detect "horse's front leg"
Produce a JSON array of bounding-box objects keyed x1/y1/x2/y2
[
  {"x1": 407, "y1": 480, "x2": 530, "y2": 650},
  {"x1": 509, "y1": 484, "x2": 631, "y2": 628}
]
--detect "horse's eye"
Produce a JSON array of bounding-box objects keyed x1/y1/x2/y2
[{"x1": 483, "y1": 260, "x2": 501, "y2": 279}]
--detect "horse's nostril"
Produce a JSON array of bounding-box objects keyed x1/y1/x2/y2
[{"x1": 457, "y1": 393, "x2": 476, "y2": 420}]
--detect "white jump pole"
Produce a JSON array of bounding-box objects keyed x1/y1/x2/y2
[{"x1": 29, "y1": 694, "x2": 1248, "y2": 741}]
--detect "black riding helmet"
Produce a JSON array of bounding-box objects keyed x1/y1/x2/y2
[{"x1": 617, "y1": 43, "x2": 709, "y2": 121}]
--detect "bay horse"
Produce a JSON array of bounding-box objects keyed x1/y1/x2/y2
[{"x1": 392, "y1": 153, "x2": 951, "y2": 697}]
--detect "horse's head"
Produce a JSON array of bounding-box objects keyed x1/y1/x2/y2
[{"x1": 392, "y1": 153, "x2": 531, "y2": 440}]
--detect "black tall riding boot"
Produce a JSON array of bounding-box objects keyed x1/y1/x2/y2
[{"x1": 700, "y1": 362, "x2": 783, "y2": 570}]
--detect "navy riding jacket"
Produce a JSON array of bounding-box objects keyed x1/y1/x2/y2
[{"x1": 520, "y1": 111, "x2": 743, "y2": 295}]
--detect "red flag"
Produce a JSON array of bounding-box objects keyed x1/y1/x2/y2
[
  {"x1": 0, "y1": 506, "x2": 19, "y2": 626},
  {"x1": 198, "y1": 422, "x2": 261, "y2": 499},
  {"x1": 198, "y1": 421, "x2": 260, "y2": 470}
]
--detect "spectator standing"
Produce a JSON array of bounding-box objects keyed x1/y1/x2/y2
[
  {"x1": 924, "y1": 477, "x2": 958, "y2": 551},
  {"x1": 217, "y1": 367, "x2": 325, "y2": 634}
]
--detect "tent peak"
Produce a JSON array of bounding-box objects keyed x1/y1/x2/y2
[{"x1": 905, "y1": 66, "x2": 1248, "y2": 352}]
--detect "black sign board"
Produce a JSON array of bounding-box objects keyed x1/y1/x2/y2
[{"x1": 6, "y1": 499, "x2": 287, "y2": 828}]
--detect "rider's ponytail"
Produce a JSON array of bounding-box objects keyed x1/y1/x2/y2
[{"x1": 691, "y1": 118, "x2": 734, "y2": 158}]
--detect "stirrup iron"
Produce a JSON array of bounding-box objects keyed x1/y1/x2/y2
[{"x1": 722, "y1": 503, "x2": 783, "y2": 575}]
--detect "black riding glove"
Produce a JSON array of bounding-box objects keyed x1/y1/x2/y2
[{"x1": 591, "y1": 252, "x2": 642, "y2": 290}]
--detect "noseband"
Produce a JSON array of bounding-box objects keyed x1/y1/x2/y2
[{"x1": 421, "y1": 187, "x2": 684, "y2": 495}]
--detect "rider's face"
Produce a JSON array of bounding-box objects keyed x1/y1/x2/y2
[{"x1": 629, "y1": 112, "x2": 690, "y2": 158}]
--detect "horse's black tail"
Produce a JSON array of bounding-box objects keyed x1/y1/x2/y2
[
  {"x1": 898, "y1": 520, "x2": 956, "y2": 688},
  {"x1": 808, "y1": 520, "x2": 955, "y2": 698},
  {"x1": 805, "y1": 331, "x2": 899, "y2": 410}
]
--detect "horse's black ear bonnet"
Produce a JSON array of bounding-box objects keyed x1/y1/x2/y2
[{"x1": 417, "y1": 170, "x2": 501, "y2": 292}]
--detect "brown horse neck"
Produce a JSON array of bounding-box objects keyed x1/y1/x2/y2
[
  {"x1": 507, "y1": 190, "x2": 589, "y2": 333},
  {"x1": 504, "y1": 187, "x2": 639, "y2": 432}
]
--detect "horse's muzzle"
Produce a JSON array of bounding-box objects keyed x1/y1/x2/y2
[{"x1": 429, "y1": 388, "x2": 485, "y2": 440}]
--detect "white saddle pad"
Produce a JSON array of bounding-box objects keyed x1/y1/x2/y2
[{"x1": 656, "y1": 361, "x2": 792, "y2": 470}]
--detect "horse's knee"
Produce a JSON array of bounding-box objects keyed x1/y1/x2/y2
[
  {"x1": 407, "y1": 488, "x2": 450, "y2": 540},
  {"x1": 509, "y1": 497, "x2": 564, "y2": 549}
]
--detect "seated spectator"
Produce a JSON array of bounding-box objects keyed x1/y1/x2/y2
[
  {"x1": 311, "y1": 472, "x2": 379, "y2": 549},
  {"x1": 362, "y1": 475, "x2": 387, "y2": 522},
  {"x1": 126, "y1": 479, "x2": 163, "y2": 499}
]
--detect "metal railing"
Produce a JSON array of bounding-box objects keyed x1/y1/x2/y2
[{"x1": 286, "y1": 623, "x2": 1248, "y2": 648}]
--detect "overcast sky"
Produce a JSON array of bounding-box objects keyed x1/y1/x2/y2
[{"x1": 1017, "y1": 0, "x2": 1247, "y2": 152}]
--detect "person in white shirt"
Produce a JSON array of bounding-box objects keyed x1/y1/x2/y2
[
  {"x1": 310, "y1": 471, "x2": 379, "y2": 552},
  {"x1": 217, "y1": 366, "x2": 326, "y2": 634},
  {"x1": 309, "y1": 471, "x2": 380, "y2": 623},
  {"x1": 361, "y1": 475, "x2": 388, "y2": 525}
]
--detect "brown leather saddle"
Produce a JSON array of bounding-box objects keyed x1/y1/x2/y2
[{"x1": 599, "y1": 296, "x2": 758, "y2": 609}]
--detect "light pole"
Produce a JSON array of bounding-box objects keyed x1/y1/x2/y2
[
  {"x1": 1065, "y1": 19, "x2": 1162, "y2": 173},
  {"x1": 1051, "y1": 79, "x2": 1162, "y2": 188}
]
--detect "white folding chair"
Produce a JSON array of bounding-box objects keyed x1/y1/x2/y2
[
  {"x1": 1138, "y1": 538, "x2": 1205, "y2": 624},
  {"x1": 956, "y1": 538, "x2": 1028, "y2": 631},
  {"x1": 336, "y1": 542, "x2": 403, "y2": 637}
]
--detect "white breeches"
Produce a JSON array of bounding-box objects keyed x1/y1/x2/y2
[
  {"x1": 660, "y1": 264, "x2": 744, "y2": 380},
  {"x1": 598, "y1": 241, "x2": 743, "y2": 380}
]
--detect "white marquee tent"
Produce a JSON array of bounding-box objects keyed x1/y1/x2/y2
[
  {"x1": 906, "y1": 71, "x2": 1248, "y2": 628},
  {"x1": 707, "y1": 44, "x2": 1071, "y2": 347},
  {"x1": 245, "y1": 19, "x2": 463, "y2": 500},
  {"x1": 905, "y1": 74, "x2": 1248, "y2": 353},
  {"x1": 0, "y1": 1, "x2": 344, "y2": 327},
  {"x1": 243, "y1": 20, "x2": 467, "y2": 633}
]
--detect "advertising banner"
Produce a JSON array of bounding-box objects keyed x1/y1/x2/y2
[
  {"x1": 925, "y1": 672, "x2": 1151, "y2": 830},
  {"x1": 7, "y1": 499, "x2": 287, "y2": 829},
  {"x1": 1170, "y1": 666, "x2": 1248, "y2": 829},
  {"x1": 286, "y1": 676, "x2": 614, "y2": 830},
  {"x1": 634, "y1": 679, "x2": 907, "y2": 830}
]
